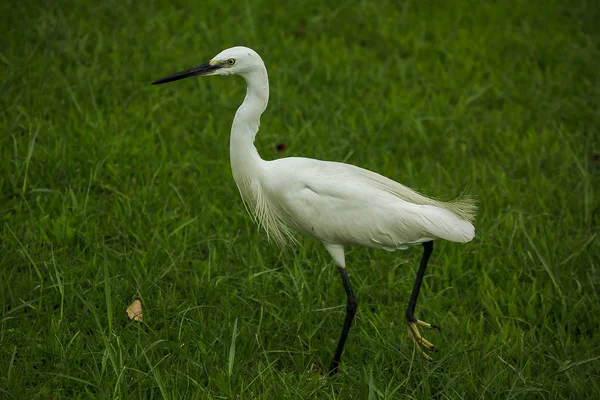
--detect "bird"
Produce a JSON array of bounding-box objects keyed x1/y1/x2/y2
[{"x1": 152, "y1": 46, "x2": 477, "y2": 375}]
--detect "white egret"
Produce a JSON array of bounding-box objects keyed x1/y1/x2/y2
[{"x1": 152, "y1": 46, "x2": 477, "y2": 375}]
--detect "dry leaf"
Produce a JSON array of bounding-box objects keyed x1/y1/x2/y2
[
  {"x1": 276, "y1": 142, "x2": 287, "y2": 156},
  {"x1": 126, "y1": 299, "x2": 143, "y2": 322}
]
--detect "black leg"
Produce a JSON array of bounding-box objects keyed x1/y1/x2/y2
[
  {"x1": 328, "y1": 266, "x2": 358, "y2": 376},
  {"x1": 405, "y1": 241, "x2": 435, "y2": 325}
]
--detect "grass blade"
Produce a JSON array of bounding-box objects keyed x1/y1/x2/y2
[{"x1": 228, "y1": 318, "x2": 239, "y2": 377}]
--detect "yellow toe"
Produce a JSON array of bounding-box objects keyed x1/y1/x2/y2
[{"x1": 407, "y1": 319, "x2": 438, "y2": 359}]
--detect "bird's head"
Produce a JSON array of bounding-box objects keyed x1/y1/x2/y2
[{"x1": 152, "y1": 46, "x2": 264, "y2": 85}]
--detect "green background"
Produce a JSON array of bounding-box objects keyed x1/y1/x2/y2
[{"x1": 1, "y1": 0, "x2": 599, "y2": 398}]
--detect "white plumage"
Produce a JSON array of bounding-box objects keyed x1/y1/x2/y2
[
  {"x1": 257, "y1": 158, "x2": 474, "y2": 249},
  {"x1": 153, "y1": 46, "x2": 477, "y2": 375}
]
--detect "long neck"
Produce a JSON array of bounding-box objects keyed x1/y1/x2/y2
[{"x1": 230, "y1": 67, "x2": 269, "y2": 184}]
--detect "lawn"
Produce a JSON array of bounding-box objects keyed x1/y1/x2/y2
[{"x1": 1, "y1": 0, "x2": 599, "y2": 398}]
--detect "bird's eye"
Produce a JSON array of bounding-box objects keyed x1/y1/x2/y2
[{"x1": 226, "y1": 58, "x2": 235, "y2": 66}]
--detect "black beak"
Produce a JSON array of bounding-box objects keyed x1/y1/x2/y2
[{"x1": 152, "y1": 61, "x2": 221, "y2": 85}]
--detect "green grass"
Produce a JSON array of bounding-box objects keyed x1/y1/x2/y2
[{"x1": 1, "y1": 0, "x2": 599, "y2": 398}]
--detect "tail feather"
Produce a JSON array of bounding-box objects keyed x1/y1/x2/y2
[
  {"x1": 350, "y1": 163, "x2": 478, "y2": 223},
  {"x1": 417, "y1": 204, "x2": 475, "y2": 243},
  {"x1": 445, "y1": 194, "x2": 478, "y2": 223}
]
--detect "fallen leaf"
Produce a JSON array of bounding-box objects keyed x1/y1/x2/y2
[
  {"x1": 276, "y1": 142, "x2": 287, "y2": 155},
  {"x1": 126, "y1": 299, "x2": 143, "y2": 322},
  {"x1": 311, "y1": 362, "x2": 321, "y2": 372}
]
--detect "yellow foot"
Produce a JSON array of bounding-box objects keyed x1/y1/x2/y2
[{"x1": 407, "y1": 319, "x2": 440, "y2": 360}]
